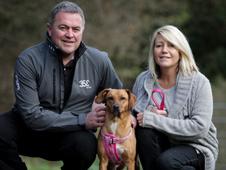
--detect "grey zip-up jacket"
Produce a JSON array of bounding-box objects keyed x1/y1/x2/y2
[
  {"x1": 133, "y1": 70, "x2": 218, "y2": 170},
  {"x1": 13, "y1": 37, "x2": 122, "y2": 132}
]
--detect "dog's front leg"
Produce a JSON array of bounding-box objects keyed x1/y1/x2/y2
[
  {"x1": 127, "y1": 160, "x2": 135, "y2": 170},
  {"x1": 99, "y1": 157, "x2": 109, "y2": 170}
]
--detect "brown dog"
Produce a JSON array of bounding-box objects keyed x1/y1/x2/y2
[{"x1": 95, "y1": 88, "x2": 137, "y2": 170}]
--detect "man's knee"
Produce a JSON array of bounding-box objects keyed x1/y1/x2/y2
[
  {"x1": 60, "y1": 131, "x2": 97, "y2": 159},
  {"x1": 0, "y1": 111, "x2": 18, "y2": 144},
  {"x1": 60, "y1": 131, "x2": 97, "y2": 170},
  {"x1": 0, "y1": 160, "x2": 14, "y2": 170}
]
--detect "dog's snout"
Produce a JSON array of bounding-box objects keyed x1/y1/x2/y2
[{"x1": 113, "y1": 104, "x2": 120, "y2": 117}]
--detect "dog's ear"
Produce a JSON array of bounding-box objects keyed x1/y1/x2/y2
[
  {"x1": 95, "y1": 88, "x2": 111, "y2": 104},
  {"x1": 126, "y1": 89, "x2": 136, "y2": 110}
]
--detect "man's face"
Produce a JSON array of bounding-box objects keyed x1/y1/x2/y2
[{"x1": 48, "y1": 11, "x2": 84, "y2": 57}]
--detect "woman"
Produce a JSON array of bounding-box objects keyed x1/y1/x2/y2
[{"x1": 133, "y1": 25, "x2": 218, "y2": 170}]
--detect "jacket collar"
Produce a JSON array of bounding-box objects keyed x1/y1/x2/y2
[
  {"x1": 45, "y1": 32, "x2": 86, "y2": 58},
  {"x1": 46, "y1": 32, "x2": 59, "y2": 54}
]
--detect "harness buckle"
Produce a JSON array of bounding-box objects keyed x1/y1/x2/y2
[{"x1": 109, "y1": 137, "x2": 116, "y2": 144}]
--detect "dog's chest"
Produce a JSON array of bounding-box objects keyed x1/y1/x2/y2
[
  {"x1": 109, "y1": 122, "x2": 125, "y2": 155},
  {"x1": 110, "y1": 121, "x2": 118, "y2": 133}
]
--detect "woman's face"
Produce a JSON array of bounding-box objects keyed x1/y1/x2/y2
[{"x1": 153, "y1": 34, "x2": 180, "y2": 71}]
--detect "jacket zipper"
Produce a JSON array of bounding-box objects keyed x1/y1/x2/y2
[{"x1": 53, "y1": 68, "x2": 56, "y2": 104}]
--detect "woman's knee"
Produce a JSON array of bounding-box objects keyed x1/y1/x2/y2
[
  {"x1": 156, "y1": 152, "x2": 180, "y2": 170},
  {"x1": 155, "y1": 149, "x2": 196, "y2": 170},
  {"x1": 136, "y1": 127, "x2": 158, "y2": 145}
]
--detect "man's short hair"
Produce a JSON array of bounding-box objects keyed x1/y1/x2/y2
[{"x1": 48, "y1": 1, "x2": 85, "y2": 26}]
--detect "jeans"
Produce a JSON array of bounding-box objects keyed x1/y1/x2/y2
[
  {"x1": 136, "y1": 127, "x2": 204, "y2": 170},
  {"x1": 0, "y1": 111, "x2": 97, "y2": 170}
]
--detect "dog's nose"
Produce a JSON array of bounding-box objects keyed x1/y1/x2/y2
[{"x1": 113, "y1": 105, "x2": 120, "y2": 117}]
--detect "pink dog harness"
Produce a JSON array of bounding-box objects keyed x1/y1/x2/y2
[{"x1": 101, "y1": 128, "x2": 133, "y2": 165}]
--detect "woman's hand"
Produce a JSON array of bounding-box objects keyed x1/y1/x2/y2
[
  {"x1": 136, "y1": 112, "x2": 144, "y2": 126},
  {"x1": 150, "y1": 107, "x2": 168, "y2": 117}
]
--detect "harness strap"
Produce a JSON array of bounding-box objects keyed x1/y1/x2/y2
[{"x1": 101, "y1": 128, "x2": 133, "y2": 165}]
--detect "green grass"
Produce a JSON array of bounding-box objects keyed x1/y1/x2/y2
[
  {"x1": 22, "y1": 156, "x2": 99, "y2": 170},
  {"x1": 22, "y1": 156, "x2": 62, "y2": 170}
]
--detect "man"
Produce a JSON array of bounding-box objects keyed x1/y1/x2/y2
[{"x1": 0, "y1": 1, "x2": 122, "y2": 170}]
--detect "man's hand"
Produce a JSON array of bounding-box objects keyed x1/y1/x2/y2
[{"x1": 85, "y1": 102, "x2": 106, "y2": 130}]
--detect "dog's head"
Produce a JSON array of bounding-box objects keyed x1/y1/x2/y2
[{"x1": 95, "y1": 89, "x2": 136, "y2": 118}]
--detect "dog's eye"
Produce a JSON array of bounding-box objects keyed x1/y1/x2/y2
[
  {"x1": 120, "y1": 97, "x2": 126, "y2": 100},
  {"x1": 106, "y1": 96, "x2": 113, "y2": 101}
]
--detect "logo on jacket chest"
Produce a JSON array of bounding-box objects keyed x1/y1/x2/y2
[{"x1": 79, "y1": 80, "x2": 91, "y2": 89}]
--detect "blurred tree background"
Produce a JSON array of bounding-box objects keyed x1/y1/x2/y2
[{"x1": 0, "y1": 0, "x2": 226, "y2": 169}]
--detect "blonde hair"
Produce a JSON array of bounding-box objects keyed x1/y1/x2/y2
[{"x1": 148, "y1": 25, "x2": 198, "y2": 79}]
